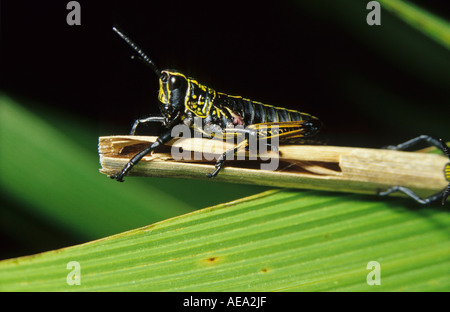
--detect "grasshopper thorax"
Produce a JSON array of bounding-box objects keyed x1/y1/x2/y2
[{"x1": 158, "y1": 70, "x2": 217, "y2": 122}]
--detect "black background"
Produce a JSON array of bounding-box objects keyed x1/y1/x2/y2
[{"x1": 3, "y1": 0, "x2": 449, "y2": 148}]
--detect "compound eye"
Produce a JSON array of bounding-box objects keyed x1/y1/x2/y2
[
  {"x1": 160, "y1": 72, "x2": 169, "y2": 83},
  {"x1": 168, "y1": 75, "x2": 181, "y2": 90}
]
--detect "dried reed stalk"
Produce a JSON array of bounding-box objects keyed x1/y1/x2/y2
[{"x1": 99, "y1": 135, "x2": 448, "y2": 198}]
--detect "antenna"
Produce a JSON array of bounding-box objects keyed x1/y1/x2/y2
[{"x1": 112, "y1": 26, "x2": 161, "y2": 78}]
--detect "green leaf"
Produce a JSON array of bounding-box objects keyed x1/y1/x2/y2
[
  {"x1": 1, "y1": 189, "x2": 449, "y2": 291},
  {"x1": 378, "y1": 0, "x2": 450, "y2": 51}
]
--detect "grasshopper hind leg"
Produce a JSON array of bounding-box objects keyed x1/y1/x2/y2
[
  {"x1": 378, "y1": 186, "x2": 445, "y2": 205},
  {"x1": 384, "y1": 135, "x2": 443, "y2": 151},
  {"x1": 379, "y1": 135, "x2": 450, "y2": 205}
]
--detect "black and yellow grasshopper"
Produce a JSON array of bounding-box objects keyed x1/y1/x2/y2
[{"x1": 111, "y1": 27, "x2": 322, "y2": 182}]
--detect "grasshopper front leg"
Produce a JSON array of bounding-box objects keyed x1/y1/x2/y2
[{"x1": 112, "y1": 130, "x2": 172, "y2": 182}]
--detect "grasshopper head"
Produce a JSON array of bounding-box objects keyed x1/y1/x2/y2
[{"x1": 158, "y1": 70, "x2": 188, "y2": 124}]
